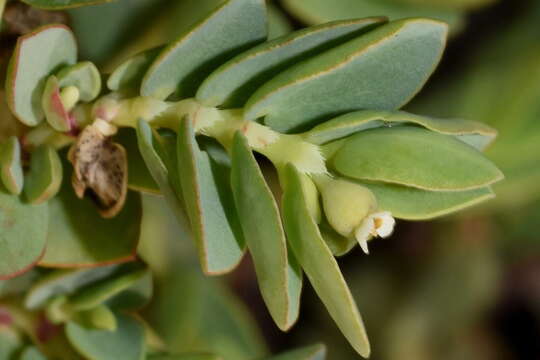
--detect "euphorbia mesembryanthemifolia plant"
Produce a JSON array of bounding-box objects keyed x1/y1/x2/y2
[{"x1": 0, "y1": 0, "x2": 503, "y2": 358}]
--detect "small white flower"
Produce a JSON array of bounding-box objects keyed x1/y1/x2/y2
[{"x1": 354, "y1": 211, "x2": 395, "y2": 254}]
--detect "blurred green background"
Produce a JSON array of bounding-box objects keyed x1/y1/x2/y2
[{"x1": 1, "y1": 0, "x2": 539, "y2": 359}]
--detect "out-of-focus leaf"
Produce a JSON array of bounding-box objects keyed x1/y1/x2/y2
[
  {"x1": 196, "y1": 17, "x2": 385, "y2": 108},
  {"x1": 263, "y1": 344, "x2": 326, "y2": 360},
  {"x1": 138, "y1": 195, "x2": 267, "y2": 360},
  {"x1": 6, "y1": 25, "x2": 77, "y2": 126},
  {"x1": 267, "y1": 3, "x2": 293, "y2": 40},
  {"x1": 67, "y1": 0, "x2": 166, "y2": 65},
  {"x1": 40, "y1": 178, "x2": 142, "y2": 267},
  {"x1": 362, "y1": 181, "x2": 495, "y2": 220},
  {"x1": 0, "y1": 328, "x2": 23, "y2": 360},
  {"x1": 245, "y1": 18, "x2": 448, "y2": 132},
  {"x1": 19, "y1": 346, "x2": 47, "y2": 360},
  {"x1": 280, "y1": 0, "x2": 463, "y2": 33},
  {"x1": 66, "y1": 313, "x2": 145, "y2": 360},
  {"x1": 0, "y1": 190, "x2": 48, "y2": 279},
  {"x1": 176, "y1": 118, "x2": 244, "y2": 275},
  {"x1": 332, "y1": 126, "x2": 503, "y2": 191},
  {"x1": 107, "y1": 47, "x2": 163, "y2": 92},
  {"x1": 303, "y1": 110, "x2": 497, "y2": 150},
  {"x1": 21, "y1": 0, "x2": 111, "y2": 9},
  {"x1": 141, "y1": 0, "x2": 267, "y2": 99},
  {"x1": 25, "y1": 265, "x2": 120, "y2": 310},
  {"x1": 68, "y1": 268, "x2": 149, "y2": 311},
  {"x1": 281, "y1": 164, "x2": 370, "y2": 358},
  {"x1": 230, "y1": 132, "x2": 302, "y2": 330},
  {"x1": 148, "y1": 354, "x2": 221, "y2": 360}
]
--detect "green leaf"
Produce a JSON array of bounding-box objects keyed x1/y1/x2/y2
[
  {"x1": 149, "y1": 355, "x2": 221, "y2": 360},
  {"x1": 24, "y1": 145, "x2": 62, "y2": 204},
  {"x1": 332, "y1": 126, "x2": 503, "y2": 191},
  {"x1": 361, "y1": 182, "x2": 495, "y2": 220},
  {"x1": 40, "y1": 180, "x2": 142, "y2": 267},
  {"x1": 244, "y1": 18, "x2": 448, "y2": 132},
  {"x1": 0, "y1": 136, "x2": 23, "y2": 195},
  {"x1": 25, "y1": 265, "x2": 120, "y2": 310},
  {"x1": 141, "y1": 0, "x2": 267, "y2": 99},
  {"x1": 41, "y1": 75, "x2": 71, "y2": 132},
  {"x1": 104, "y1": 269, "x2": 152, "y2": 311},
  {"x1": 0, "y1": 191, "x2": 48, "y2": 279},
  {"x1": 196, "y1": 17, "x2": 385, "y2": 108},
  {"x1": 230, "y1": 132, "x2": 302, "y2": 330},
  {"x1": 107, "y1": 47, "x2": 163, "y2": 92},
  {"x1": 114, "y1": 128, "x2": 159, "y2": 194},
  {"x1": 20, "y1": 0, "x2": 112, "y2": 9},
  {"x1": 303, "y1": 109, "x2": 497, "y2": 150},
  {"x1": 68, "y1": 268, "x2": 149, "y2": 311},
  {"x1": 176, "y1": 119, "x2": 244, "y2": 275},
  {"x1": 281, "y1": 164, "x2": 370, "y2": 358},
  {"x1": 280, "y1": 0, "x2": 463, "y2": 33},
  {"x1": 57, "y1": 61, "x2": 102, "y2": 102},
  {"x1": 136, "y1": 120, "x2": 190, "y2": 228},
  {"x1": 264, "y1": 344, "x2": 326, "y2": 360},
  {"x1": 0, "y1": 329, "x2": 23, "y2": 360},
  {"x1": 66, "y1": 313, "x2": 145, "y2": 360},
  {"x1": 19, "y1": 346, "x2": 47, "y2": 360},
  {"x1": 6, "y1": 25, "x2": 77, "y2": 126}
]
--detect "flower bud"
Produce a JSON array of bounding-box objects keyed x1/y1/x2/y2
[{"x1": 314, "y1": 175, "x2": 377, "y2": 238}]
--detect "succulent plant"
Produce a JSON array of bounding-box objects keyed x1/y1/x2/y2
[{"x1": 0, "y1": 0, "x2": 504, "y2": 358}]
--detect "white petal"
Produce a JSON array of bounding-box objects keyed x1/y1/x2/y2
[
  {"x1": 373, "y1": 211, "x2": 395, "y2": 238},
  {"x1": 355, "y1": 217, "x2": 375, "y2": 254}
]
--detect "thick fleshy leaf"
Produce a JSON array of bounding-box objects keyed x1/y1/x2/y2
[
  {"x1": 264, "y1": 344, "x2": 326, "y2": 360},
  {"x1": 280, "y1": 0, "x2": 463, "y2": 33},
  {"x1": 176, "y1": 118, "x2": 244, "y2": 275},
  {"x1": 25, "y1": 265, "x2": 120, "y2": 310},
  {"x1": 196, "y1": 17, "x2": 385, "y2": 108},
  {"x1": 244, "y1": 18, "x2": 448, "y2": 132},
  {"x1": 136, "y1": 120, "x2": 190, "y2": 228},
  {"x1": 105, "y1": 269, "x2": 152, "y2": 311},
  {"x1": 0, "y1": 136, "x2": 23, "y2": 195},
  {"x1": 281, "y1": 164, "x2": 370, "y2": 358},
  {"x1": 41, "y1": 75, "x2": 71, "y2": 132},
  {"x1": 57, "y1": 61, "x2": 102, "y2": 102},
  {"x1": 6, "y1": 25, "x2": 77, "y2": 126},
  {"x1": 361, "y1": 182, "x2": 495, "y2": 220},
  {"x1": 230, "y1": 132, "x2": 302, "y2": 330},
  {"x1": 114, "y1": 128, "x2": 159, "y2": 194},
  {"x1": 19, "y1": 346, "x2": 47, "y2": 360},
  {"x1": 68, "y1": 268, "x2": 149, "y2": 311},
  {"x1": 20, "y1": 0, "x2": 111, "y2": 9},
  {"x1": 0, "y1": 191, "x2": 48, "y2": 279},
  {"x1": 40, "y1": 180, "x2": 142, "y2": 267},
  {"x1": 332, "y1": 126, "x2": 503, "y2": 191},
  {"x1": 303, "y1": 110, "x2": 497, "y2": 150},
  {"x1": 107, "y1": 47, "x2": 163, "y2": 92},
  {"x1": 24, "y1": 145, "x2": 63, "y2": 205},
  {"x1": 141, "y1": 0, "x2": 267, "y2": 99},
  {"x1": 66, "y1": 313, "x2": 145, "y2": 360}
]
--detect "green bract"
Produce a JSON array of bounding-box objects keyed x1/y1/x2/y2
[{"x1": 1, "y1": 0, "x2": 505, "y2": 358}]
